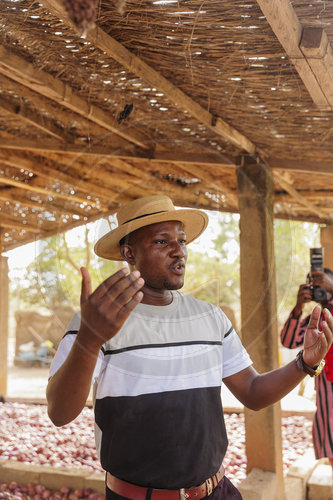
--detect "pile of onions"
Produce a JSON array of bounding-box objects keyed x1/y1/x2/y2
[
  {"x1": 0, "y1": 402, "x2": 313, "y2": 489},
  {"x1": 0, "y1": 482, "x2": 104, "y2": 499}
]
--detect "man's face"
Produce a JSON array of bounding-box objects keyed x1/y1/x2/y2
[{"x1": 125, "y1": 220, "x2": 188, "y2": 291}]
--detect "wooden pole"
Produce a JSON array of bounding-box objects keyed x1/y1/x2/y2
[
  {"x1": 0, "y1": 228, "x2": 9, "y2": 398},
  {"x1": 321, "y1": 226, "x2": 333, "y2": 270},
  {"x1": 236, "y1": 157, "x2": 284, "y2": 499}
]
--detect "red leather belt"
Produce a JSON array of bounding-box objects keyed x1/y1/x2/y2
[{"x1": 106, "y1": 464, "x2": 225, "y2": 500}]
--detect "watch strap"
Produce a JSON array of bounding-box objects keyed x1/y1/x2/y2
[{"x1": 296, "y1": 349, "x2": 325, "y2": 377}]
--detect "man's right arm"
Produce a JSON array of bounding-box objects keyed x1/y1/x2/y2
[
  {"x1": 46, "y1": 334, "x2": 101, "y2": 426},
  {"x1": 46, "y1": 267, "x2": 144, "y2": 427}
]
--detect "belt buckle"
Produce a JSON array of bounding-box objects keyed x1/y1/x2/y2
[
  {"x1": 179, "y1": 488, "x2": 189, "y2": 500},
  {"x1": 205, "y1": 478, "x2": 213, "y2": 496}
]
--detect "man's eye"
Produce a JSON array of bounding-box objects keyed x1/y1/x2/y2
[
  {"x1": 155, "y1": 240, "x2": 167, "y2": 244},
  {"x1": 179, "y1": 239, "x2": 186, "y2": 244}
]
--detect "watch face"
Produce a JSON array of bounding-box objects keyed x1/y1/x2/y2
[{"x1": 314, "y1": 359, "x2": 325, "y2": 377}]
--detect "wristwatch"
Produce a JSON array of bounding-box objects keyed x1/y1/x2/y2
[{"x1": 296, "y1": 349, "x2": 325, "y2": 377}]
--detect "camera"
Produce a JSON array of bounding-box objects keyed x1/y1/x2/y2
[{"x1": 308, "y1": 248, "x2": 329, "y2": 303}]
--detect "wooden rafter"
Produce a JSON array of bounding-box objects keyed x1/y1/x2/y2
[
  {"x1": 0, "y1": 154, "x2": 120, "y2": 202},
  {"x1": 299, "y1": 27, "x2": 333, "y2": 108},
  {"x1": 0, "y1": 188, "x2": 86, "y2": 216},
  {"x1": 0, "y1": 73, "x2": 119, "y2": 141},
  {"x1": 0, "y1": 216, "x2": 41, "y2": 233},
  {"x1": 268, "y1": 158, "x2": 333, "y2": 176},
  {"x1": 1, "y1": 136, "x2": 333, "y2": 178},
  {"x1": 40, "y1": 0, "x2": 256, "y2": 154},
  {"x1": 0, "y1": 173, "x2": 107, "y2": 209},
  {"x1": 2, "y1": 153, "x2": 215, "y2": 211},
  {"x1": 255, "y1": 0, "x2": 333, "y2": 111},
  {"x1": 104, "y1": 158, "x2": 227, "y2": 208},
  {"x1": 175, "y1": 162, "x2": 238, "y2": 208},
  {"x1": 273, "y1": 171, "x2": 329, "y2": 220},
  {"x1": 0, "y1": 96, "x2": 71, "y2": 143},
  {"x1": 275, "y1": 190, "x2": 333, "y2": 201},
  {"x1": 0, "y1": 45, "x2": 150, "y2": 150}
]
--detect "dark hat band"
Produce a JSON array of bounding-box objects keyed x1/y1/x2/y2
[{"x1": 122, "y1": 210, "x2": 168, "y2": 225}]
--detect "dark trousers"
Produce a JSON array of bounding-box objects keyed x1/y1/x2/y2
[{"x1": 105, "y1": 477, "x2": 243, "y2": 499}]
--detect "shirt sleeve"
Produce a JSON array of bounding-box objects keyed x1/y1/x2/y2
[
  {"x1": 221, "y1": 329, "x2": 253, "y2": 379},
  {"x1": 213, "y1": 306, "x2": 252, "y2": 379},
  {"x1": 48, "y1": 312, "x2": 104, "y2": 384}
]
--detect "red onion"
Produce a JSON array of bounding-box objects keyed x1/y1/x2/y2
[{"x1": 0, "y1": 402, "x2": 313, "y2": 487}]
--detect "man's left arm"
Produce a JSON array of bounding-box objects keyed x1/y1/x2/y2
[{"x1": 223, "y1": 305, "x2": 332, "y2": 411}]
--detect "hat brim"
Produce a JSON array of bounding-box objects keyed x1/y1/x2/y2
[{"x1": 94, "y1": 209, "x2": 209, "y2": 261}]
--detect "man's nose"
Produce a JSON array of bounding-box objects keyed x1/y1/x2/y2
[{"x1": 169, "y1": 241, "x2": 186, "y2": 258}]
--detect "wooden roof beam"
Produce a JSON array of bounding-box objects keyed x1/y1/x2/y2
[
  {"x1": 1, "y1": 137, "x2": 333, "y2": 176},
  {"x1": 40, "y1": 0, "x2": 256, "y2": 154},
  {"x1": 0, "y1": 45, "x2": 150, "y2": 150},
  {"x1": 0, "y1": 216, "x2": 41, "y2": 234},
  {"x1": 268, "y1": 158, "x2": 333, "y2": 176},
  {"x1": 0, "y1": 173, "x2": 107, "y2": 210},
  {"x1": 299, "y1": 27, "x2": 333, "y2": 108},
  {"x1": 0, "y1": 136, "x2": 236, "y2": 167},
  {"x1": 0, "y1": 96, "x2": 72, "y2": 143},
  {"x1": 0, "y1": 154, "x2": 119, "y2": 203},
  {"x1": 175, "y1": 162, "x2": 238, "y2": 209},
  {"x1": 275, "y1": 213, "x2": 333, "y2": 225},
  {"x1": 0, "y1": 188, "x2": 87, "y2": 216},
  {"x1": 256, "y1": 0, "x2": 332, "y2": 110},
  {"x1": 273, "y1": 171, "x2": 330, "y2": 220},
  {"x1": 103, "y1": 160, "x2": 226, "y2": 208},
  {"x1": 275, "y1": 190, "x2": 333, "y2": 201}
]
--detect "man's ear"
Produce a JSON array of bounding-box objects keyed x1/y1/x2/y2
[{"x1": 120, "y1": 245, "x2": 136, "y2": 266}]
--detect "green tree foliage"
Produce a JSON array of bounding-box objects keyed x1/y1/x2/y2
[
  {"x1": 12, "y1": 213, "x2": 321, "y2": 331},
  {"x1": 274, "y1": 219, "x2": 321, "y2": 325},
  {"x1": 184, "y1": 213, "x2": 321, "y2": 330},
  {"x1": 17, "y1": 226, "x2": 119, "y2": 311},
  {"x1": 183, "y1": 213, "x2": 241, "y2": 325}
]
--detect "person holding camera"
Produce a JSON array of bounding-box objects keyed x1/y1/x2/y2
[{"x1": 280, "y1": 267, "x2": 333, "y2": 471}]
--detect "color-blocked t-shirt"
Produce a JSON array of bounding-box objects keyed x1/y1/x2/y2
[{"x1": 49, "y1": 291, "x2": 252, "y2": 489}]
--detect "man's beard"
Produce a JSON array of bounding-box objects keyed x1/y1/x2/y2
[{"x1": 162, "y1": 278, "x2": 184, "y2": 290}]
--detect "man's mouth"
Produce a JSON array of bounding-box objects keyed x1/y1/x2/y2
[{"x1": 170, "y1": 262, "x2": 185, "y2": 275}]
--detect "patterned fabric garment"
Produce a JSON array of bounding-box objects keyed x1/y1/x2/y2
[
  {"x1": 280, "y1": 305, "x2": 333, "y2": 459},
  {"x1": 50, "y1": 291, "x2": 252, "y2": 489}
]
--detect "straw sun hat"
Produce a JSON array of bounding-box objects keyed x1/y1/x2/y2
[{"x1": 94, "y1": 195, "x2": 209, "y2": 261}]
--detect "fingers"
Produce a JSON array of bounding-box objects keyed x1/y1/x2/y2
[
  {"x1": 80, "y1": 267, "x2": 92, "y2": 305},
  {"x1": 117, "y1": 290, "x2": 144, "y2": 323},
  {"x1": 307, "y1": 304, "x2": 322, "y2": 330},
  {"x1": 321, "y1": 308, "x2": 333, "y2": 347},
  {"x1": 97, "y1": 272, "x2": 145, "y2": 315},
  {"x1": 91, "y1": 268, "x2": 129, "y2": 300},
  {"x1": 87, "y1": 267, "x2": 144, "y2": 314},
  {"x1": 297, "y1": 285, "x2": 312, "y2": 303},
  {"x1": 79, "y1": 268, "x2": 145, "y2": 345}
]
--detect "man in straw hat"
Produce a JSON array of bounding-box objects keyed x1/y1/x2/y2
[{"x1": 47, "y1": 195, "x2": 332, "y2": 499}]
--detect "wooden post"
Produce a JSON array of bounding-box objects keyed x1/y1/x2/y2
[
  {"x1": 236, "y1": 157, "x2": 284, "y2": 499},
  {"x1": 321, "y1": 226, "x2": 333, "y2": 270},
  {"x1": 0, "y1": 228, "x2": 9, "y2": 398}
]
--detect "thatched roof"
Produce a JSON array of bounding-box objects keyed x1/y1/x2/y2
[{"x1": 0, "y1": 0, "x2": 332, "y2": 251}]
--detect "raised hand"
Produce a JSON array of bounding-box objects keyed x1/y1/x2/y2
[
  {"x1": 293, "y1": 284, "x2": 312, "y2": 317},
  {"x1": 303, "y1": 305, "x2": 333, "y2": 368},
  {"x1": 78, "y1": 267, "x2": 144, "y2": 349}
]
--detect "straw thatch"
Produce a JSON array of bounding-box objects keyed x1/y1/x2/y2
[{"x1": 0, "y1": 0, "x2": 332, "y2": 251}]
